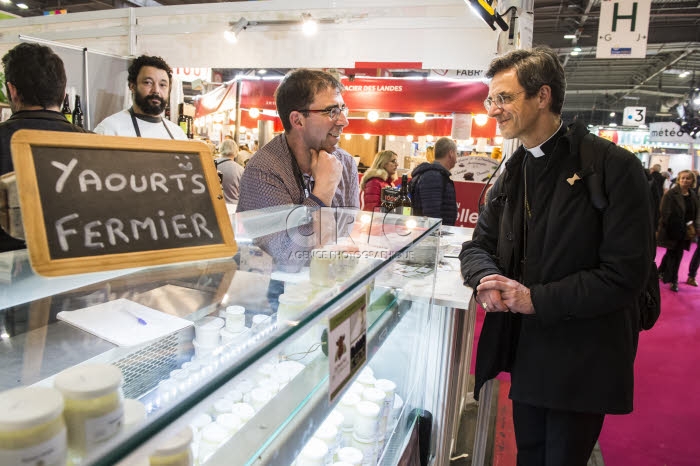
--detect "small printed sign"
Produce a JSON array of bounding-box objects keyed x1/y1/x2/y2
[
  {"x1": 596, "y1": 0, "x2": 651, "y2": 59},
  {"x1": 623, "y1": 106, "x2": 646, "y2": 126},
  {"x1": 328, "y1": 291, "x2": 368, "y2": 402}
]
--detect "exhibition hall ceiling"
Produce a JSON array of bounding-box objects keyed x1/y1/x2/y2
[{"x1": 2, "y1": 0, "x2": 699, "y2": 125}]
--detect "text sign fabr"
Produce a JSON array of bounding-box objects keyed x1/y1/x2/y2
[
  {"x1": 11, "y1": 130, "x2": 236, "y2": 276},
  {"x1": 596, "y1": 0, "x2": 651, "y2": 59}
]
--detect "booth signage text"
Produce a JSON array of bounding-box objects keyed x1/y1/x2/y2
[
  {"x1": 10, "y1": 130, "x2": 236, "y2": 276},
  {"x1": 648, "y1": 122, "x2": 698, "y2": 143}
]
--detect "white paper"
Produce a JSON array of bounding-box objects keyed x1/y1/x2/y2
[{"x1": 57, "y1": 298, "x2": 192, "y2": 347}]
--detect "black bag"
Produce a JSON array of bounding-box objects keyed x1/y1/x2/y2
[{"x1": 578, "y1": 133, "x2": 661, "y2": 330}]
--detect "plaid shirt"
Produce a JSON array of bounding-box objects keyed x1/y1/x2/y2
[{"x1": 238, "y1": 133, "x2": 359, "y2": 269}]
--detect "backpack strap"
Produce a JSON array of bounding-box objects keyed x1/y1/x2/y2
[{"x1": 215, "y1": 158, "x2": 231, "y2": 168}]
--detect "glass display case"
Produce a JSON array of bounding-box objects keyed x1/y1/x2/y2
[{"x1": 0, "y1": 205, "x2": 467, "y2": 466}]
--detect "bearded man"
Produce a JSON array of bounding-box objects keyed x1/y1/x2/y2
[{"x1": 94, "y1": 55, "x2": 186, "y2": 140}]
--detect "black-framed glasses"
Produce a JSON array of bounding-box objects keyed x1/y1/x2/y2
[
  {"x1": 483, "y1": 91, "x2": 526, "y2": 111},
  {"x1": 298, "y1": 105, "x2": 349, "y2": 121}
]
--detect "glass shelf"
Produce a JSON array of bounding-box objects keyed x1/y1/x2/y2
[{"x1": 0, "y1": 205, "x2": 441, "y2": 466}]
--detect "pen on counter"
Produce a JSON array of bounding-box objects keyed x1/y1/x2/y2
[{"x1": 121, "y1": 309, "x2": 148, "y2": 326}]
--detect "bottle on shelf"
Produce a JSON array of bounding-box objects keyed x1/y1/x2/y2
[
  {"x1": 61, "y1": 94, "x2": 72, "y2": 123},
  {"x1": 186, "y1": 116, "x2": 193, "y2": 139},
  {"x1": 393, "y1": 174, "x2": 413, "y2": 216},
  {"x1": 72, "y1": 95, "x2": 84, "y2": 128},
  {"x1": 178, "y1": 113, "x2": 188, "y2": 135}
]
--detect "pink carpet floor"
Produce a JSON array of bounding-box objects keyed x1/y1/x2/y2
[{"x1": 471, "y1": 244, "x2": 700, "y2": 465}]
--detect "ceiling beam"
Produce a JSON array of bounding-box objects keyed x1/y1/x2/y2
[{"x1": 117, "y1": 0, "x2": 163, "y2": 7}]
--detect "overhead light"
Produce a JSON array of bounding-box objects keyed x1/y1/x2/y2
[
  {"x1": 564, "y1": 34, "x2": 576, "y2": 39},
  {"x1": 639, "y1": 124, "x2": 648, "y2": 129},
  {"x1": 474, "y1": 114, "x2": 489, "y2": 126},
  {"x1": 302, "y1": 13, "x2": 318, "y2": 36},
  {"x1": 17, "y1": 2, "x2": 28, "y2": 8},
  {"x1": 406, "y1": 135, "x2": 413, "y2": 142},
  {"x1": 367, "y1": 110, "x2": 379, "y2": 122},
  {"x1": 573, "y1": 47, "x2": 582, "y2": 52},
  {"x1": 388, "y1": 135, "x2": 396, "y2": 141},
  {"x1": 609, "y1": 112, "x2": 616, "y2": 117},
  {"x1": 257, "y1": 69, "x2": 267, "y2": 75},
  {"x1": 0, "y1": 0, "x2": 12, "y2": 4},
  {"x1": 363, "y1": 133, "x2": 371, "y2": 140},
  {"x1": 609, "y1": 123, "x2": 618, "y2": 127},
  {"x1": 344, "y1": 133, "x2": 352, "y2": 140},
  {"x1": 414, "y1": 112, "x2": 427, "y2": 123},
  {"x1": 249, "y1": 108, "x2": 260, "y2": 118},
  {"x1": 570, "y1": 50, "x2": 580, "y2": 56},
  {"x1": 426, "y1": 135, "x2": 434, "y2": 142},
  {"x1": 224, "y1": 17, "x2": 248, "y2": 44}
]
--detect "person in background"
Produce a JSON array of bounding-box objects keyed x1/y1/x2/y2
[
  {"x1": 237, "y1": 143, "x2": 253, "y2": 166},
  {"x1": 237, "y1": 69, "x2": 359, "y2": 267},
  {"x1": 215, "y1": 139, "x2": 244, "y2": 204},
  {"x1": 0, "y1": 42, "x2": 90, "y2": 252},
  {"x1": 460, "y1": 46, "x2": 653, "y2": 466},
  {"x1": 649, "y1": 164, "x2": 665, "y2": 229},
  {"x1": 409, "y1": 137, "x2": 458, "y2": 225},
  {"x1": 360, "y1": 150, "x2": 398, "y2": 212},
  {"x1": 657, "y1": 170, "x2": 699, "y2": 291},
  {"x1": 94, "y1": 55, "x2": 187, "y2": 140}
]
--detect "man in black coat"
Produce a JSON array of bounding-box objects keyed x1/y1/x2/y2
[
  {"x1": 410, "y1": 136, "x2": 458, "y2": 225},
  {"x1": 460, "y1": 47, "x2": 653, "y2": 466},
  {"x1": 0, "y1": 43, "x2": 90, "y2": 251}
]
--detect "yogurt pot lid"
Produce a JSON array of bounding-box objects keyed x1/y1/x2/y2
[
  {"x1": 152, "y1": 427, "x2": 193, "y2": 457},
  {"x1": 0, "y1": 387, "x2": 64, "y2": 431},
  {"x1": 195, "y1": 316, "x2": 225, "y2": 330},
  {"x1": 54, "y1": 363, "x2": 123, "y2": 399},
  {"x1": 300, "y1": 437, "x2": 329, "y2": 459},
  {"x1": 337, "y1": 446, "x2": 364, "y2": 463}
]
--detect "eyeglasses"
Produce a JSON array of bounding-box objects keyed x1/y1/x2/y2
[
  {"x1": 483, "y1": 91, "x2": 526, "y2": 111},
  {"x1": 298, "y1": 105, "x2": 349, "y2": 121}
]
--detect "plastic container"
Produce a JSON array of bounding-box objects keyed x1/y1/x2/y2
[
  {"x1": 337, "y1": 393, "x2": 361, "y2": 430},
  {"x1": 250, "y1": 387, "x2": 273, "y2": 411},
  {"x1": 353, "y1": 401, "x2": 381, "y2": 439},
  {"x1": 197, "y1": 423, "x2": 228, "y2": 463},
  {"x1": 356, "y1": 371, "x2": 376, "y2": 389},
  {"x1": 296, "y1": 437, "x2": 328, "y2": 466},
  {"x1": 0, "y1": 387, "x2": 67, "y2": 466},
  {"x1": 149, "y1": 427, "x2": 193, "y2": 466},
  {"x1": 192, "y1": 339, "x2": 217, "y2": 360},
  {"x1": 122, "y1": 399, "x2": 147, "y2": 433},
  {"x1": 325, "y1": 410, "x2": 345, "y2": 446},
  {"x1": 230, "y1": 403, "x2": 255, "y2": 423},
  {"x1": 194, "y1": 316, "x2": 224, "y2": 347},
  {"x1": 224, "y1": 305, "x2": 246, "y2": 332},
  {"x1": 251, "y1": 314, "x2": 270, "y2": 329},
  {"x1": 276, "y1": 293, "x2": 308, "y2": 324},
  {"x1": 54, "y1": 364, "x2": 124, "y2": 458},
  {"x1": 224, "y1": 389, "x2": 243, "y2": 404},
  {"x1": 309, "y1": 248, "x2": 337, "y2": 287},
  {"x1": 313, "y1": 422, "x2": 338, "y2": 464},
  {"x1": 351, "y1": 433, "x2": 378, "y2": 465},
  {"x1": 215, "y1": 413, "x2": 242, "y2": 435},
  {"x1": 335, "y1": 446, "x2": 364, "y2": 465},
  {"x1": 213, "y1": 399, "x2": 233, "y2": 416}
]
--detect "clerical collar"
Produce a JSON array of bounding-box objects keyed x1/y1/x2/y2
[
  {"x1": 523, "y1": 122, "x2": 563, "y2": 158},
  {"x1": 130, "y1": 107, "x2": 162, "y2": 123}
]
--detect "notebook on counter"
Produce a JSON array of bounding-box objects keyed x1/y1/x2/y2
[{"x1": 57, "y1": 298, "x2": 193, "y2": 347}]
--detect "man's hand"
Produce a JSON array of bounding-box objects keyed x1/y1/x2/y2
[
  {"x1": 476, "y1": 274, "x2": 535, "y2": 314},
  {"x1": 310, "y1": 149, "x2": 342, "y2": 206}
]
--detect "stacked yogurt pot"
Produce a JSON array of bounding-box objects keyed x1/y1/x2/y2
[
  {"x1": 293, "y1": 366, "x2": 402, "y2": 465},
  {"x1": 188, "y1": 357, "x2": 307, "y2": 464}
]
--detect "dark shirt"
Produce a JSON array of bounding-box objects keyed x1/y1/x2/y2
[
  {"x1": 1, "y1": 109, "x2": 90, "y2": 175},
  {"x1": 0, "y1": 109, "x2": 90, "y2": 252}
]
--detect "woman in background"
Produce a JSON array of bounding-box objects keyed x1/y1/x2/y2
[
  {"x1": 360, "y1": 150, "x2": 398, "y2": 212},
  {"x1": 657, "y1": 170, "x2": 699, "y2": 291}
]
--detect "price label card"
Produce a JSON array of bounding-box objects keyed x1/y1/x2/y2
[{"x1": 328, "y1": 290, "x2": 368, "y2": 402}]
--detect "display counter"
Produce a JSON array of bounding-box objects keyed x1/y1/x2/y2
[{"x1": 0, "y1": 206, "x2": 476, "y2": 466}]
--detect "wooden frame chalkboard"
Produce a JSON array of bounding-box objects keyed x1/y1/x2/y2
[{"x1": 11, "y1": 129, "x2": 236, "y2": 276}]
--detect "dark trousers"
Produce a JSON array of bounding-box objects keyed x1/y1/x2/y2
[
  {"x1": 512, "y1": 401, "x2": 605, "y2": 466},
  {"x1": 689, "y1": 243, "x2": 700, "y2": 278},
  {"x1": 661, "y1": 247, "x2": 685, "y2": 284}
]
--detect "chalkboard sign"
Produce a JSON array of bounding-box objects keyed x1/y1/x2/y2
[{"x1": 11, "y1": 129, "x2": 236, "y2": 276}]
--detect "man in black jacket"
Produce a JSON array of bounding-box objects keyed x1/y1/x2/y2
[
  {"x1": 459, "y1": 47, "x2": 653, "y2": 466},
  {"x1": 410, "y1": 136, "x2": 458, "y2": 225},
  {"x1": 0, "y1": 42, "x2": 90, "y2": 251}
]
